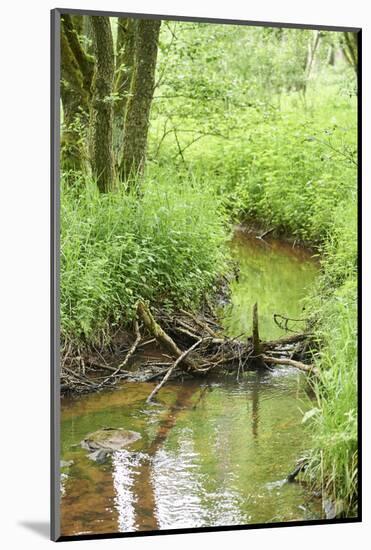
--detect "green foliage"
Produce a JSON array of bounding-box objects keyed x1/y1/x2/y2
[
  {"x1": 303, "y1": 198, "x2": 358, "y2": 515},
  {"x1": 152, "y1": 85, "x2": 356, "y2": 245},
  {"x1": 61, "y1": 169, "x2": 229, "y2": 346}
]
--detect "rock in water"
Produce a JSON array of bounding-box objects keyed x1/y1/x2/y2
[{"x1": 81, "y1": 427, "x2": 141, "y2": 463}]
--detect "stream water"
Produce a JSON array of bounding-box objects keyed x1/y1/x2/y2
[{"x1": 60, "y1": 232, "x2": 321, "y2": 536}]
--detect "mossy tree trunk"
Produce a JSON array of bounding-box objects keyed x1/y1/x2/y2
[
  {"x1": 60, "y1": 14, "x2": 94, "y2": 173},
  {"x1": 113, "y1": 18, "x2": 138, "y2": 169},
  {"x1": 119, "y1": 19, "x2": 161, "y2": 182},
  {"x1": 89, "y1": 16, "x2": 116, "y2": 193},
  {"x1": 61, "y1": 15, "x2": 161, "y2": 191}
]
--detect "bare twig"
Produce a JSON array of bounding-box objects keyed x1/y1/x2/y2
[
  {"x1": 256, "y1": 228, "x2": 274, "y2": 240},
  {"x1": 95, "y1": 320, "x2": 141, "y2": 389},
  {"x1": 147, "y1": 338, "x2": 204, "y2": 403}
]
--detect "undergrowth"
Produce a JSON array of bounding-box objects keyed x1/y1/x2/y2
[
  {"x1": 304, "y1": 199, "x2": 358, "y2": 516},
  {"x1": 61, "y1": 171, "x2": 230, "y2": 348}
]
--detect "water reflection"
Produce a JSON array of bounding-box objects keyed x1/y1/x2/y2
[
  {"x1": 60, "y1": 234, "x2": 321, "y2": 536},
  {"x1": 112, "y1": 450, "x2": 139, "y2": 532},
  {"x1": 61, "y1": 373, "x2": 322, "y2": 535},
  {"x1": 222, "y1": 231, "x2": 318, "y2": 340},
  {"x1": 251, "y1": 374, "x2": 260, "y2": 438}
]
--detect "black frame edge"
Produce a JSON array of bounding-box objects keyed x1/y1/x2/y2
[
  {"x1": 55, "y1": 7, "x2": 360, "y2": 33},
  {"x1": 356, "y1": 27, "x2": 362, "y2": 523},
  {"x1": 51, "y1": 7, "x2": 61, "y2": 543}
]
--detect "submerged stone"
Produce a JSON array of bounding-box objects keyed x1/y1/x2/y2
[{"x1": 81, "y1": 427, "x2": 141, "y2": 463}]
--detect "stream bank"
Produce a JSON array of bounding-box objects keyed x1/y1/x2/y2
[
  {"x1": 60, "y1": 232, "x2": 323, "y2": 535},
  {"x1": 61, "y1": 230, "x2": 319, "y2": 395}
]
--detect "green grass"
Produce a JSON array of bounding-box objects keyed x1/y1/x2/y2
[
  {"x1": 307, "y1": 279, "x2": 358, "y2": 516},
  {"x1": 304, "y1": 199, "x2": 358, "y2": 516},
  {"x1": 61, "y1": 169, "x2": 230, "y2": 347}
]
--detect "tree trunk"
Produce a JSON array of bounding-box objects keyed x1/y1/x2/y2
[
  {"x1": 89, "y1": 16, "x2": 115, "y2": 193},
  {"x1": 113, "y1": 18, "x2": 137, "y2": 169},
  {"x1": 60, "y1": 15, "x2": 93, "y2": 173},
  {"x1": 62, "y1": 14, "x2": 94, "y2": 96},
  {"x1": 342, "y1": 32, "x2": 358, "y2": 76},
  {"x1": 120, "y1": 19, "x2": 161, "y2": 183},
  {"x1": 305, "y1": 30, "x2": 320, "y2": 81},
  {"x1": 327, "y1": 44, "x2": 335, "y2": 66}
]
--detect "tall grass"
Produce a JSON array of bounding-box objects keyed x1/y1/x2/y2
[
  {"x1": 61, "y1": 169, "x2": 230, "y2": 347},
  {"x1": 304, "y1": 199, "x2": 358, "y2": 515}
]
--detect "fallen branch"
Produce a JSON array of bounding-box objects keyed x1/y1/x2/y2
[
  {"x1": 95, "y1": 320, "x2": 141, "y2": 389},
  {"x1": 147, "y1": 338, "x2": 204, "y2": 403},
  {"x1": 261, "y1": 354, "x2": 318, "y2": 376},
  {"x1": 256, "y1": 227, "x2": 274, "y2": 240},
  {"x1": 137, "y1": 301, "x2": 197, "y2": 370},
  {"x1": 273, "y1": 313, "x2": 307, "y2": 333},
  {"x1": 61, "y1": 302, "x2": 317, "y2": 394},
  {"x1": 179, "y1": 308, "x2": 219, "y2": 338}
]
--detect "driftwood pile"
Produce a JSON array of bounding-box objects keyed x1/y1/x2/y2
[{"x1": 61, "y1": 300, "x2": 318, "y2": 398}]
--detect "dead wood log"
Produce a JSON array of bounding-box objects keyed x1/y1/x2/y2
[
  {"x1": 252, "y1": 302, "x2": 261, "y2": 355},
  {"x1": 147, "y1": 339, "x2": 203, "y2": 403},
  {"x1": 88, "y1": 362, "x2": 126, "y2": 374},
  {"x1": 261, "y1": 354, "x2": 318, "y2": 376},
  {"x1": 262, "y1": 333, "x2": 312, "y2": 349},
  {"x1": 137, "y1": 301, "x2": 197, "y2": 370}
]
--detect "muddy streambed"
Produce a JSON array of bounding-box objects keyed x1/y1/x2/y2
[{"x1": 60, "y1": 233, "x2": 321, "y2": 536}]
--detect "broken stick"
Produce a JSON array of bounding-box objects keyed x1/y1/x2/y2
[
  {"x1": 147, "y1": 338, "x2": 204, "y2": 403},
  {"x1": 96, "y1": 320, "x2": 141, "y2": 388},
  {"x1": 261, "y1": 354, "x2": 318, "y2": 376},
  {"x1": 137, "y1": 301, "x2": 197, "y2": 370},
  {"x1": 252, "y1": 302, "x2": 261, "y2": 355}
]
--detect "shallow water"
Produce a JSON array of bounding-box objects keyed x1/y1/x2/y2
[
  {"x1": 222, "y1": 230, "x2": 318, "y2": 340},
  {"x1": 60, "y1": 233, "x2": 321, "y2": 536}
]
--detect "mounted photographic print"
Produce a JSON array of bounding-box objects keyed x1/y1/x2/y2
[{"x1": 51, "y1": 8, "x2": 361, "y2": 541}]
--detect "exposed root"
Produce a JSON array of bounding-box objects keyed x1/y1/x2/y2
[{"x1": 261, "y1": 354, "x2": 319, "y2": 376}]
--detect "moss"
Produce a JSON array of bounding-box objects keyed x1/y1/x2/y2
[
  {"x1": 113, "y1": 18, "x2": 137, "y2": 167},
  {"x1": 120, "y1": 19, "x2": 161, "y2": 182},
  {"x1": 88, "y1": 16, "x2": 115, "y2": 193}
]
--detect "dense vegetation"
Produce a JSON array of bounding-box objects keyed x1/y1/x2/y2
[
  {"x1": 60, "y1": 16, "x2": 358, "y2": 517},
  {"x1": 61, "y1": 172, "x2": 229, "y2": 346}
]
